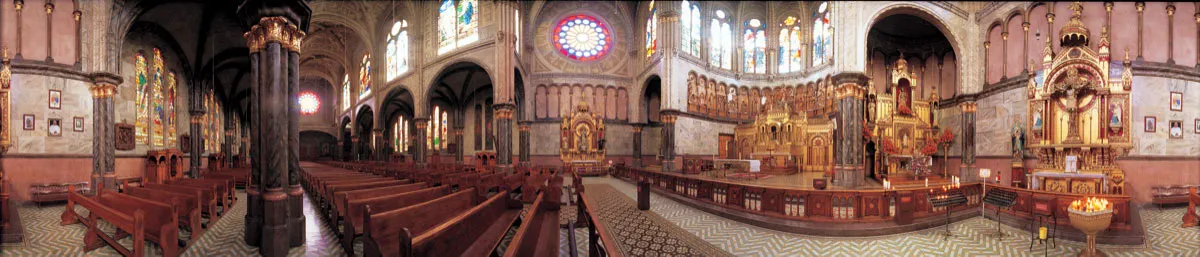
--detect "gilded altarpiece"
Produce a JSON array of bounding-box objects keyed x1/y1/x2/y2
[
  {"x1": 734, "y1": 103, "x2": 834, "y2": 173},
  {"x1": 1026, "y1": 3, "x2": 1131, "y2": 195},
  {"x1": 561, "y1": 102, "x2": 606, "y2": 175},
  {"x1": 867, "y1": 58, "x2": 938, "y2": 180}
]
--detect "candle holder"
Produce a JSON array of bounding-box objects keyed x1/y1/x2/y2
[{"x1": 1068, "y1": 197, "x2": 1113, "y2": 257}]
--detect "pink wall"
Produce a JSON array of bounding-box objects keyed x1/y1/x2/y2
[
  {"x1": 1143, "y1": 2, "x2": 1170, "y2": 63},
  {"x1": 922, "y1": 55, "x2": 938, "y2": 99},
  {"x1": 987, "y1": 26, "x2": 1003, "y2": 84},
  {"x1": 20, "y1": 0, "x2": 48, "y2": 61},
  {"x1": 1171, "y1": 3, "x2": 1197, "y2": 67},
  {"x1": 939, "y1": 54, "x2": 957, "y2": 100},
  {"x1": 1111, "y1": 2, "x2": 1139, "y2": 59},
  {"x1": 0, "y1": 0, "x2": 15, "y2": 50},
  {"x1": 535, "y1": 84, "x2": 629, "y2": 121},
  {"x1": 1005, "y1": 14, "x2": 1025, "y2": 77},
  {"x1": 1027, "y1": 5, "x2": 1048, "y2": 64},
  {"x1": 50, "y1": 0, "x2": 76, "y2": 63}
]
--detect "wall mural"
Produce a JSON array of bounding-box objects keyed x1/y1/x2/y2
[{"x1": 686, "y1": 71, "x2": 835, "y2": 121}]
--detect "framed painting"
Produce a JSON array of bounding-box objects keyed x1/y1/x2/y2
[
  {"x1": 22, "y1": 114, "x2": 34, "y2": 130},
  {"x1": 1169, "y1": 120, "x2": 1183, "y2": 139},
  {"x1": 49, "y1": 90, "x2": 62, "y2": 109},
  {"x1": 1144, "y1": 116, "x2": 1156, "y2": 132},
  {"x1": 48, "y1": 118, "x2": 62, "y2": 137},
  {"x1": 73, "y1": 117, "x2": 85, "y2": 132},
  {"x1": 1170, "y1": 92, "x2": 1183, "y2": 111},
  {"x1": 1195, "y1": 119, "x2": 1200, "y2": 134}
]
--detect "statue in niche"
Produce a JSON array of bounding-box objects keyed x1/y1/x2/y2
[
  {"x1": 1109, "y1": 102, "x2": 1122, "y2": 128},
  {"x1": 576, "y1": 126, "x2": 590, "y2": 152},
  {"x1": 1033, "y1": 110, "x2": 1044, "y2": 131},
  {"x1": 1011, "y1": 123, "x2": 1025, "y2": 158},
  {"x1": 1055, "y1": 68, "x2": 1092, "y2": 142}
]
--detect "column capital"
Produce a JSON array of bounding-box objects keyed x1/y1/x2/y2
[
  {"x1": 243, "y1": 17, "x2": 306, "y2": 53},
  {"x1": 659, "y1": 109, "x2": 680, "y2": 124},
  {"x1": 518, "y1": 121, "x2": 531, "y2": 131},
  {"x1": 960, "y1": 102, "x2": 978, "y2": 113}
]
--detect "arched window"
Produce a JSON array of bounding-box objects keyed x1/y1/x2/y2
[
  {"x1": 515, "y1": 10, "x2": 521, "y2": 54},
  {"x1": 437, "y1": 0, "x2": 479, "y2": 54},
  {"x1": 812, "y1": 2, "x2": 833, "y2": 66},
  {"x1": 135, "y1": 48, "x2": 176, "y2": 147},
  {"x1": 386, "y1": 20, "x2": 409, "y2": 80},
  {"x1": 743, "y1": 19, "x2": 765, "y2": 73},
  {"x1": 428, "y1": 105, "x2": 450, "y2": 151},
  {"x1": 393, "y1": 116, "x2": 409, "y2": 153},
  {"x1": 203, "y1": 91, "x2": 222, "y2": 153},
  {"x1": 342, "y1": 75, "x2": 351, "y2": 111},
  {"x1": 359, "y1": 55, "x2": 371, "y2": 99},
  {"x1": 645, "y1": 1, "x2": 657, "y2": 58},
  {"x1": 709, "y1": 10, "x2": 732, "y2": 70},
  {"x1": 680, "y1": 1, "x2": 700, "y2": 57},
  {"x1": 778, "y1": 16, "x2": 804, "y2": 73}
]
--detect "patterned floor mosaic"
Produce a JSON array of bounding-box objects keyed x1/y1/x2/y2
[{"x1": 589, "y1": 176, "x2": 1200, "y2": 257}]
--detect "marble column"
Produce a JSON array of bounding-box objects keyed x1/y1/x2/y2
[
  {"x1": 960, "y1": 102, "x2": 978, "y2": 181},
  {"x1": 224, "y1": 111, "x2": 235, "y2": 168},
  {"x1": 373, "y1": 129, "x2": 385, "y2": 161},
  {"x1": 189, "y1": 82, "x2": 206, "y2": 178},
  {"x1": 518, "y1": 121, "x2": 531, "y2": 167},
  {"x1": 413, "y1": 118, "x2": 428, "y2": 169},
  {"x1": 241, "y1": 12, "x2": 308, "y2": 255},
  {"x1": 285, "y1": 27, "x2": 304, "y2": 247},
  {"x1": 89, "y1": 73, "x2": 121, "y2": 192},
  {"x1": 832, "y1": 74, "x2": 867, "y2": 189},
  {"x1": 632, "y1": 123, "x2": 644, "y2": 167},
  {"x1": 659, "y1": 110, "x2": 679, "y2": 172},
  {"x1": 494, "y1": 104, "x2": 516, "y2": 172}
]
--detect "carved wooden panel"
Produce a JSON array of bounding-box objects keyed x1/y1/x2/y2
[
  {"x1": 179, "y1": 134, "x2": 191, "y2": 153},
  {"x1": 115, "y1": 123, "x2": 135, "y2": 150}
]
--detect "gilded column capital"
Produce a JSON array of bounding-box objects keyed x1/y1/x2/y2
[
  {"x1": 1104, "y1": 2, "x2": 1113, "y2": 12},
  {"x1": 14, "y1": 0, "x2": 21, "y2": 11},
  {"x1": 89, "y1": 84, "x2": 117, "y2": 98},
  {"x1": 73, "y1": 10, "x2": 81, "y2": 21},
  {"x1": 960, "y1": 102, "x2": 978, "y2": 113},
  {"x1": 243, "y1": 16, "x2": 305, "y2": 53},
  {"x1": 518, "y1": 123, "x2": 530, "y2": 132},
  {"x1": 1166, "y1": 4, "x2": 1175, "y2": 16},
  {"x1": 44, "y1": 2, "x2": 52, "y2": 14},
  {"x1": 631, "y1": 126, "x2": 643, "y2": 133},
  {"x1": 190, "y1": 116, "x2": 205, "y2": 124},
  {"x1": 1135, "y1": 2, "x2": 1144, "y2": 12}
]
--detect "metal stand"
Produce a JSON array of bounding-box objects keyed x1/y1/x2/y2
[
  {"x1": 928, "y1": 189, "x2": 967, "y2": 240},
  {"x1": 982, "y1": 188, "x2": 1016, "y2": 238}
]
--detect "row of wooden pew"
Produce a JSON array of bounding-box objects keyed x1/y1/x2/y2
[
  {"x1": 59, "y1": 177, "x2": 236, "y2": 257},
  {"x1": 309, "y1": 161, "x2": 577, "y2": 256}
]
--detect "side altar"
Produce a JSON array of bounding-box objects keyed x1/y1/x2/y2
[
  {"x1": 1025, "y1": 3, "x2": 1131, "y2": 195},
  {"x1": 865, "y1": 57, "x2": 946, "y2": 184},
  {"x1": 561, "y1": 102, "x2": 606, "y2": 176}
]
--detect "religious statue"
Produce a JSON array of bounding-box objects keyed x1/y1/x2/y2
[
  {"x1": 576, "y1": 127, "x2": 590, "y2": 152},
  {"x1": 1109, "y1": 102, "x2": 1122, "y2": 128},
  {"x1": 1054, "y1": 68, "x2": 1091, "y2": 143},
  {"x1": 1011, "y1": 123, "x2": 1025, "y2": 159}
]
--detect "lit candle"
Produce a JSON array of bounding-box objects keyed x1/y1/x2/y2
[{"x1": 925, "y1": 178, "x2": 929, "y2": 187}]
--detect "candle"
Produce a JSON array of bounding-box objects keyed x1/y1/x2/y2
[
  {"x1": 1039, "y1": 227, "x2": 1047, "y2": 240},
  {"x1": 925, "y1": 178, "x2": 929, "y2": 187}
]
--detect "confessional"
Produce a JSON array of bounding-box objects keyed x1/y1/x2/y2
[{"x1": 145, "y1": 149, "x2": 186, "y2": 184}]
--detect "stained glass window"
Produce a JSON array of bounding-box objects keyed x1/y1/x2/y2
[
  {"x1": 428, "y1": 106, "x2": 450, "y2": 151},
  {"x1": 299, "y1": 92, "x2": 320, "y2": 115},
  {"x1": 151, "y1": 49, "x2": 165, "y2": 146},
  {"x1": 778, "y1": 16, "x2": 804, "y2": 73},
  {"x1": 812, "y1": 1, "x2": 832, "y2": 66},
  {"x1": 553, "y1": 14, "x2": 612, "y2": 61},
  {"x1": 203, "y1": 91, "x2": 223, "y2": 153},
  {"x1": 386, "y1": 20, "x2": 409, "y2": 80},
  {"x1": 515, "y1": 10, "x2": 521, "y2": 54},
  {"x1": 393, "y1": 116, "x2": 408, "y2": 153},
  {"x1": 743, "y1": 19, "x2": 765, "y2": 74},
  {"x1": 165, "y1": 72, "x2": 177, "y2": 146},
  {"x1": 342, "y1": 75, "x2": 351, "y2": 111},
  {"x1": 680, "y1": 1, "x2": 700, "y2": 57},
  {"x1": 710, "y1": 10, "x2": 732, "y2": 70},
  {"x1": 135, "y1": 53, "x2": 149, "y2": 144},
  {"x1": 437, "y1": 0, "x2": 479, "y2": 54},
  {"x1": 645, "y1": 1, "x2": 657, "y2": 58},
  {"x1": 359, "y1": 55, "x2": 371, "y2": 99}
]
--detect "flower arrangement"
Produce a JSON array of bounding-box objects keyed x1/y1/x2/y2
[
  {"x1": 920, "y1": 138, "x2": 939, "y2": 156},
  {"x1": 898, "y1": 104, "x2": 913, "y2": 115},
  {"x1": 881, "y1": 137, "x2": 899, "y2": 155}
]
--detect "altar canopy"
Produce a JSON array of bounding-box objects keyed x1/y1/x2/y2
[
  {"x1": 561, "y1": 102, "x2": 606, "y2": 175},
  {"x1": 734, "y1": 98, "x2": 833, "y2": 174},
  {"x1": 1026, "y1": 2, "x2": 1131, "y2": 194}
]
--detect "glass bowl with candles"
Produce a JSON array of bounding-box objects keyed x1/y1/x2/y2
[{"x1": 1068, "y1": 197, "x2": 1113, "y2": 257}]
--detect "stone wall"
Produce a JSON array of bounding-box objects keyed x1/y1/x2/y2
[
  {"x1": 8, "y1": 75, "x2": 91, "y2": 154},
  {"x1": 673, "y1": 116, "x2": 736, "y2": 156}
]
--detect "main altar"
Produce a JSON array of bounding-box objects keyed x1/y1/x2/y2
[
  {"x1": 734, "y1": 103, "x2": 833, "y2": 174},
  {"x1": 1026, "y1": 3, "x2": 1131, "y2": 195},
  {"x1": 866, "y1": 57, "x2": 943, "y2": 183},
  {"x1": 561, "y1": 102, "x2": 606, "y2": 176}
]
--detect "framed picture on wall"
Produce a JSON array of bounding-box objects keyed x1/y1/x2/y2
[
  {"x1": 1195, "y1": 119, "x2": 1200, "y2": 134},
  {"x1": 49, "y1": 90, "x2": 62, "y2": 109},
  {"x1": 48, "y1": 118, "x2": 62, "y2": 137},
  {"x1": 1144, "y1": 116, "x2": 1156, "y2": 132},
  {"x1": 73, "y1": 117, "x2": 85, "y2": 132},
  {"x1": 1170, "y1": 92, "x2": 1183, "y2": 111},
  {"x1": 1169, "y1": 120, "x2": 1183, "y2": 139},
  {"x1": 22, "y1": 114, "x2": 34, "y2": 130}
]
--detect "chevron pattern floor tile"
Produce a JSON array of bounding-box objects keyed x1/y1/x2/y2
[
  {"x1": 1, "y1": 191, "x2": 346, "y2": 257},
  {"x1": 581, "y1": 177, "x2": 1200, "y2": 257}
]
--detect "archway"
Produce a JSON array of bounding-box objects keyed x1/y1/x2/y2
[
  {"x1": 339, "y1": 116, "x2": 352, "y2": 161},
  {"x1": 381, "y1": 86, "x2": 416, "y2": 162},
  {"x1": 865, "y1": 10, "x2": 959, "y2": 100},
  {"x1": 355, "y1": 106, "x2": 374, "y2": 160},
  {"x1": 642, "y1": 75, "x2": 662, "y2": 123},
  {"x1": 427, "y1": 62, "x2": 494, "y2": 165}
]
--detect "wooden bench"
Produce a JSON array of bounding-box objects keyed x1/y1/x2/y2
[
  {"x1": 30, "y1": 182, "x2": 92, "y2": 205},
  {"x1": 170, "y1": 178, "x2": 235, "y2": 208},
  {"x1": 362, "y1": 188, "x2": 522, "y2": 257},
  {"x1": 576, "y1": 184, "x2": 624, "y2": 257},
  {"x1": 341, "y1": 185, "x2": 450, "y2": 255},
  {"x1": 143, "y1": 183, "x2": 220, "y2": 219},
  {"x1": 123, "y1": 186, "x2": 204, "y2": 244},
  {"x1": 331, "y1": 182, "x2": 426, "y2": 223},
  {"x1": 61, "y1": 187, "x2": 181, "y2": 257},
  {"x1": 502, "y1": 180, "x2": 563, "y2": 257},
  {"x1": 1152, "y1": 185, "x2": 1198, "y2": 208}
]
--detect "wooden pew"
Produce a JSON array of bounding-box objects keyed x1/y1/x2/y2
[
  {"x1": 60, "y1": 188, "x2": 150, "y2": 257},
  {"x1": 320, "y1": 179, "x2": 411, "y2": 214},
  {"x1": 502, "y1": 185, "x2": 562, "y2": 257},
  {"x1": 577, "y1": 185, "x2": 624, "y2": 257},
  {"x1": 123, "y1": 186, "x2": 204, "y2": 243},
  {"x1": 331, "y1": 182, "x2": 426, "y2": 223},
  {"x1": 143, "y1": 184, "x2": 220, "y2": 219},
  {"x1": 362, "y1": 188, "x2": 522, "y2": 257},
  {"x1": 61, "y1": 187, "x2": 181, "y2": 257},
  {"x1": 171, "y1": 178, "x2": 235, "y2": 208},
  {"x1": 342, "y1": 185, "x2": 451, "y2": 255}
]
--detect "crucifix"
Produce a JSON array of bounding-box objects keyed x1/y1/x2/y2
[{"x1": 1055, "y1": 68, "x2": 1090, "y2": 144}]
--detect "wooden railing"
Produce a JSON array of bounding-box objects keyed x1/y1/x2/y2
[
  {"x1": 986, "y1": 185, "x2": 1133, "y2": 230},
  {"x1": 611, "y1": 166, "x2": 983, "y2": 223}
]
